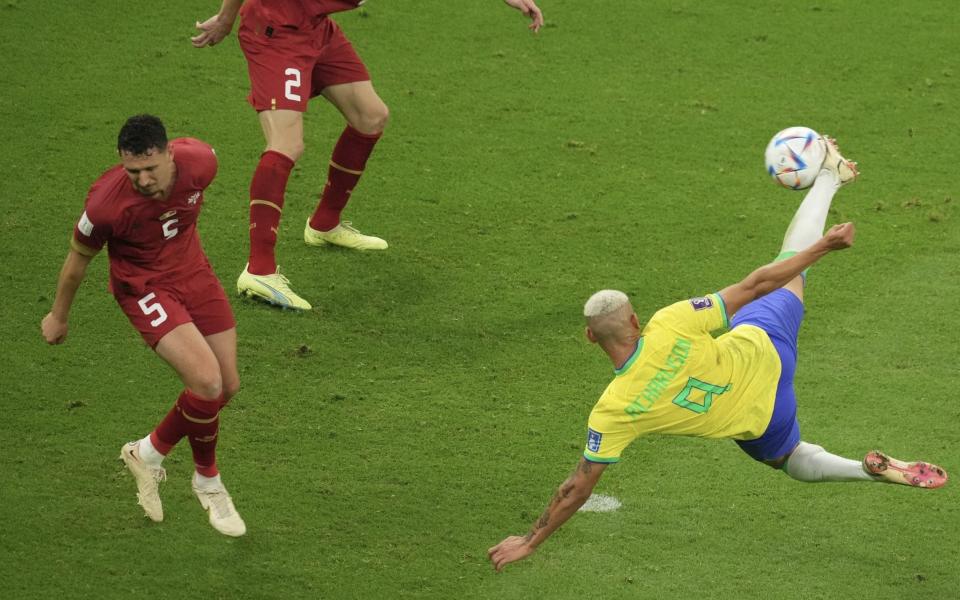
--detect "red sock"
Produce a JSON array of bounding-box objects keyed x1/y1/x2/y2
[
  {"x1": 248, "y1": 150, "x2": 295, "y2": 275},
  {"x1": 309, "y1": 125, "x2": 381, "y2": 232},
  {"x1": 149, "y1": 390, "x2": 223, "y2": 476},
  {"x1": 150, "y1": 401, "x2": 185, "y2": 455},
  {"x1": 181, "y1": 391, "x2": 224, "y2": 478}
]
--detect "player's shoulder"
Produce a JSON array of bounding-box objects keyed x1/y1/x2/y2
[
  {"x1": 650, "y1": 294, "x2": 721, "y2": 322},
  {"x1": 647, "y1": 298, "x2": 688, "y2": 327},
  {"x1": 84, "y1": 165, "x2": 132, "y2": 223},
  {"x1": 171, "y1": 137, "x2": 218, "y2": 187},
  {"x1": 171, "y1": 137, "x2": 215, "y2": 159}
]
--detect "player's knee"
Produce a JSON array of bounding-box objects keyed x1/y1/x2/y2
[
  {"x1": 354, "y1": 102, "x2": 389, "y2": 135},
  {"x1": 222, "y1": 377, "x2": 240, "y2": 402},
  {"x1": 189, "y1": 372, "x2": 223, "y2": 401},
  {"x1": 763, "y1": 456, "x2": 788, "y2": 470}
]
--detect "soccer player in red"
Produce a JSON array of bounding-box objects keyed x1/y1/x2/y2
[
  {"x1": 41, "y1": 115, "x2": 246, "y2": 537},
  {"x1": 192, "y1": 0, "x2": 545, "y2": 310}
]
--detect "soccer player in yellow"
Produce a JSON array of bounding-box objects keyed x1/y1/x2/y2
[{"x1": 489, "y1": 137, "x2": 948, "y2": 572}]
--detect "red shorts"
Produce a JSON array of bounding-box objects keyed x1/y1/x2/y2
[
  {"x1": 114, "y1": 267, "x2": 236, "y2": 348},
  {"x1": 238, "y1": 13, "x2": 370, "y2": 112}
]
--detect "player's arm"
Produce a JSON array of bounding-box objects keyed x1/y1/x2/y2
[
  {"x1": 488, "y1": 457, "x2": 608, "y2": 572},
  {"x1": 41, "y1": 249, "x2": 95, "y2": 345},
  {"x1": 719, "y1": 222, "x2": 855, "y2": 316},
  {"x1": 192, "y1": 0, "x2": 245, "y2": 48},
  {"x1": 503, "y1": 0, "x2": 544, "y2": 32}
]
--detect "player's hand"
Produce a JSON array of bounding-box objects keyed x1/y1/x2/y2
[
  {"x1": 41, "y1": 312, "x2": 68, "y2": 345},
  {"x1": 191, "y1": 14, "x2": 235, "y2": 48},
  {"x1": 488, "y1": 535, "x2": 536, "y2": 572},
  {"x1": 503, "y1": 0, "x2": 544, "y2": 32},
  {"x1": 822, "y1": 222, "x2": 855, "y2": 250}
]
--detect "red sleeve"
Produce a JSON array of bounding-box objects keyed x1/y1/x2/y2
[{"x1": 70, "y1": 178, "x2": 115, "y2": 256}]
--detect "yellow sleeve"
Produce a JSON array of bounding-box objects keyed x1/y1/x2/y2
[
  {"x1": 583, "y1": 410, "x2": 637, "y2": 463},
  {"x1": 648, "y1": 293, "x2": 729, "y2": 337}
]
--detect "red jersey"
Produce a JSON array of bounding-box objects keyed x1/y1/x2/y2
[
  {"x1": 242, "y1": 0, "x2": 363, "y2": 29},
  {"x1": 71, "y1": 138, "x2": 218, "y2": 295}
]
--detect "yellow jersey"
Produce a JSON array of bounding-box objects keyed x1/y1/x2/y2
[{"x1": 583, "y1": 293, "x2": 781, "y2": 463}]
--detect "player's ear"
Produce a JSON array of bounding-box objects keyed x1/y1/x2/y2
[
  {"x1": 165, "y1": 143, "x2": 174, "y2": 159},
  {"x1": 585, "y1": 326, "x2": 597, "y2": 344},
  {"x1": 629, "y1": 313, "x2": 640, "y2": 329}
]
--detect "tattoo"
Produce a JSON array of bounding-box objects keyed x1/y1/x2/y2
[
  {"x1": 525, "y1": 461, "x2": 595, "y2": 543},
  {"x1": 535, "y1": 508, "x2": 549, "y2": 530}
]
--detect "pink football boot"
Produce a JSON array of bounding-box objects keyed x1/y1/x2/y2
[{"x1": 863, "y1": 450, "x2": 947, "y2": 489}]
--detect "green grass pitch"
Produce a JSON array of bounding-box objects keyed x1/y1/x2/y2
[{"x1": 2, "y1": 0, "x2": 958, "y2": 597}]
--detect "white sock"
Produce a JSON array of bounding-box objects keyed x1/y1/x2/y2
[
  {"x1": 780, "y1": 169, "x2": 840, "y2": 254},
  {"x1": 783, "y1": 441, "x2": 874, "y2": 482},
  {"x1": 193, "y1": 472, "x2": 223, "y2": 490},
  {"x1": 138, "y1": 436, "x2": 165, "y2": 467}
]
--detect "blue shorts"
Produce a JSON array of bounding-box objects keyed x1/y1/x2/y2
[{"x1": 731, "y1": 288, "x2": 804, "y2": 461}]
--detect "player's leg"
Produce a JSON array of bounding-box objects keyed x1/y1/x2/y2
[
  {"x1": 247, "y1": 108, "x2": 303, "y2": 278},
  {"x1": 237, "y1": 108, "x2": 312, "y2": 310},
  {"x1": 738, "y1": 392, "x2": 894, "y2": 484},
  {"x1": 236, "y1": 18, "x2": 312, "y2": 310},
  {"x1": 735, "y1": 138, "x2": 858, "y2": 313},
  {"x1": 115, "y1": 289, "x2": 201, "y2": 522},
  {"x1": 732, "y1": 301, "x2": 893, "y2": 485},
  {"x1": 152, "y1": 324, "x2": 246, "y2": 536},
  {"x1": 772, "y1": 443, "x2": 947, "y2": 488},
  {"x1": 205, "y1": 327, "x2": 240, "y2": 402},
  {"x1": 153, "y1": 322, "x2": 227, "y2": 471},
  {"x1": 181, "y1": 271, "x2": 247, "y2": 535},
  {"x1": 188, "y1": 327, "x2": 247, "y2": 536},
  {"x1": 119, "y1": 322, "x2": 222, "y2": 523},
  {"x1": 304, "y1": 81, "x2": 389, "y2": 249},
  {"x1": 772, "y1": 442, "x2": 874, "y2": 482},
  {"x1": 185, "y1": 327, "x2": 238, "y2": 478},
  {"x1": 776, "y1": 136, "x2": 859, "y2": 301},
  {"x1": 304, "y1": 20, "x2": 389, "y2": 250}
]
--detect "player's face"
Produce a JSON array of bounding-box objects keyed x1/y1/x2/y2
[{"x1": 121, "y1": 146, "x2": 175, "y2": 199}]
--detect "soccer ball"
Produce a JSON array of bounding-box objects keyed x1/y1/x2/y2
[{"x1": 764, "y1": 127, "x2": 827, "y2": 190}]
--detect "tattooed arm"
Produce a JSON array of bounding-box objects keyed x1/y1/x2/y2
[{"x1": 488, "y1": 457, "x2": 609, "y2": 572}]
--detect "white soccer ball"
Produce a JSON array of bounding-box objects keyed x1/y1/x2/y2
[{"x1": 764, "y1": 126, "x2": 827, "y2": 190}]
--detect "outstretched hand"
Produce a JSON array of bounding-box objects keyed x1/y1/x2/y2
[
  {"x1": 822, "y1": 222, "x2": 855, "y2": 250},
  {"x1": 41, "y1": 312, "x2": 68, "y2": 345},
  {"x1": 488, "y1": 536, "x2": 535, "y2": 572},
  {"x1": 191, "y1": 14, "x2": 235, "y2": 48},
  {"x1": 503, "y1": 0, "x2": 544, "y2": 32}
]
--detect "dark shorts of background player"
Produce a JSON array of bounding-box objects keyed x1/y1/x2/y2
[
  {"x1": 114, "y1": 266, "x2": 236, "y2": 348},
  {"x1": 731, "y1": 288, "x2": 805, "y2": 461},
  {"x1": 238, "y1": 12, "x2": 371, "y2": 113}
]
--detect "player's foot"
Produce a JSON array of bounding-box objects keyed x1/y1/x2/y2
[
  {"x1": 863, "y1": 450, "x2": 947, "y2": 489},
  {"x1": 237, "y1": 265, "x2": 311, "y2": 311},
  {"x1": 119, "y1": 441, "x2": 166, "y2": 522},
  {"x1": 304, "y1": 220, "x2": 388, "y2": 250},
  {"x1": 820, "y1": 135, "x2": 859, "y2": 185},
  {"x1": 193, "y1": 479, "x2": 247, "y2": 537}
]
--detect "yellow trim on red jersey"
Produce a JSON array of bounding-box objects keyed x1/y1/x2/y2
[{"x1": 70, "y1": 237, "x2": 100, "y2": 257}]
